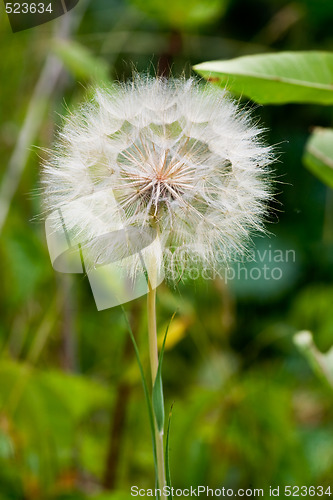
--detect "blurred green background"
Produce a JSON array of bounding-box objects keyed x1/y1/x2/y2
[{"x1": 1, "y1": 0, "x2": 333, "y2": 498}]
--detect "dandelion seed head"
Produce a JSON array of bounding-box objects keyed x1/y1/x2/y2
[{"x1": 42, "y1": 76, "x2": 274, "y2": 282}]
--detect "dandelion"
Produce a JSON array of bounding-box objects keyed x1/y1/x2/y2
[
  {"x1": 41, "y1": 75, "x2": 274, "y2": 498},
  {"x1": 42, "y1": 76, "x2": 274, "y2": 283}
]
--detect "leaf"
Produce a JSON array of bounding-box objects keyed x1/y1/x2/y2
[
  {"x1": 121, "y1": 307, "x2": 158, "y2": 472},
  {"x1": 51, "y1": 39, "x2": 110, "y2": 83},
  {"x1": 0, "y1": 359, "x2": 112, "y2": 487},
  {"x1": 152, "y1": 313, "x2": 175, "y2": 433},
  {"x1": 152, "y1": 350, "x2": 165, "y2": 434},
  {"x1": 303, "y1": 127, "x2": 333, "y2": 188},
  {"x1": 294, "y1": 330, "x2": 333, "y2": 389},
  {"x1": 165, "y1": 404, "x2": 174, "y2": 498},
  {"x1": 0, "y1": 359, "x2": 111, "y2": 422},
  {"x1": 39, "y1": 369, "x2": 111, "y2": 420},
  {"x1": 194, "y1": 51, "x2": 333, "y2": 104},
  {"x1": 290, "y1": 284, "x2": 333, "y2": 352},
  {"x1": 3, "y1": 229, "x2": 47, "y2": 305},
  {"x1": 157, "y1": 317, "x2": 188, "y2": 350},
  {"x1": 128, "y1": 0, "x2": 228, "y2": 30},
  {"x1": 0, "y1": 430, "x2": 14, "y2": 459}
]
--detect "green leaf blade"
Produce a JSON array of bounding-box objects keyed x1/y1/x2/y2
[
  {"x1": 121, "y1": 307, "x2": 158, "y2": 475},
  {"x1": 152, "y1": 313, "x2": 176, "y2": 433},
  {"x1": 152, "y1": 351, "x2": 166, "y2": 434},
  {"x1": 294, "y1": 330, "x2": 333, "y2": 390},
  {"x1": 303, "y1": 127, "x2": 333, "y2": 188},
  {"x1": 152, "y1": 376, "x2": 164, "y2": 433},
  {"x1": 194, "y1": 51, "x2": 333, "y2": 104},
  {"x1": 165, "y1": 404, "x2": 174, "y2": 498}
]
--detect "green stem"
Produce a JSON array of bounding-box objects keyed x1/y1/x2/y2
[{"x1": 147, "y1": 284, "x2": 167, "y2": 499}]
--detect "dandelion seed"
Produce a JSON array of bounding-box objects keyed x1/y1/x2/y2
[{"x1": 42, "y1": 76, "x2": 274, "y2": 285}]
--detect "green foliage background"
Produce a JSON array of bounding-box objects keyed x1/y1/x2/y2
[{"x1": 1, "y1": 0, "x2": 333, "y2": 498}]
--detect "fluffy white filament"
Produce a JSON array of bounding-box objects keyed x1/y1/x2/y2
[{"x1": 42, "y1": 76, "x2": 274, "y2": 281}]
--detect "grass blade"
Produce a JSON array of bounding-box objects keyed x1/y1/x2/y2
[
  {"x1": 152, "y1": 312, "x2": 176, "y2": 433},
  {"x1": 121, "y1": 306, "x2": 158, "y2": 476},
  {"x1": 165, "y1": 403, "x2": 174, "y2": 498}
]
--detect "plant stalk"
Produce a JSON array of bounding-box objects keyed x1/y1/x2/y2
[{"x1": 147, "y1": 283, "x2": 167, "y2": 499}]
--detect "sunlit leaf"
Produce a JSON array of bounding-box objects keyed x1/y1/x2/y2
[
  {"x1": 291, "y1": 284, "x2": 333, "y2": 352},
  {"x1": 194, "y1": 51, "x2": 333, "y2": 104},
  {"x1": 157, "y1": 317, "x2": 189, "y2": 350},
  {"x1": 294, "y1": 330, "x2": 333, "y2": 389},
  {"x1": 303, "y1": 127, "x2": 333, "y2": 189}
]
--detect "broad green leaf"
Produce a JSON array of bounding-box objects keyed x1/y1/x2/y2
[
  {"x1": 52, "y1": 40, "x2": 110, "y2": 83},
  {"x1": 303, "y1": 127, "x2": 333, "y2": 189},
  {"x1": 194, "y1": 51, "x2": 333, "y2": 104}
]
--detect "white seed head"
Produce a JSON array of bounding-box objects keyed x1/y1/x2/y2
[{"x1": 42, "y1": 76, "x2": 274, "y2": 282}]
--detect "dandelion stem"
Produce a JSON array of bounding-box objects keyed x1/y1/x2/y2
[{"x1": 147, "y1": 283, "x2": 167, "y2": 499}]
